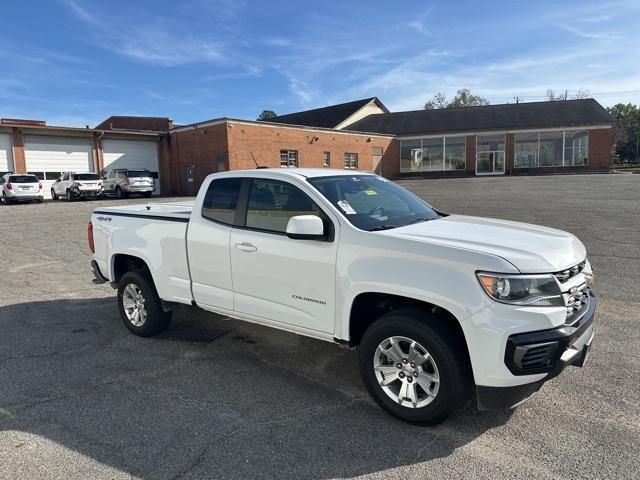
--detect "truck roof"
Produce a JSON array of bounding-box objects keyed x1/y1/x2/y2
[{"x1": 227, "y1": 168, "x2": 375, "y2": 179}]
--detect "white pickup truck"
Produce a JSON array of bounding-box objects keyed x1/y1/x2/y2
[{"x1": 88, "y1": 168, "x2": 596, "y2": 424}]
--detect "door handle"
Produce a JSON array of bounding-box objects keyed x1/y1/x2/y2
[{"x1": 235, "y1": 242, "x2": 257, "y2": 252}]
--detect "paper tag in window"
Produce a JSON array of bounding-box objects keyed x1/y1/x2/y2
[
  {"x1": 363, "y1": 189, "x2": 378, "y2": 196},
  {"x1": 337, "y1": 200, "x2": 357, "y2": 214}
]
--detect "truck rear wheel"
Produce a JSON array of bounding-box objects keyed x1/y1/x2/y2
[
  {"x1": 358, "y1": 309, "x2": 469, "y2": 425},
  {"x1": 117, "y1": 270, "x2": 172, "y2": 337}
]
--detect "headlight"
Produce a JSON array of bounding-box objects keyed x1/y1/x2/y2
[{"x1": 476, "y1": 272, "x2": 564, "y2": 306}]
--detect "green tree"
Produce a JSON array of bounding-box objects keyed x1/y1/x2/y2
[
  {"x1": 257, "y1": 110, "x2": 277, "y2": 121},
  {"x1": 607, "y1": 103, "x2": 640, "y2": 163},
  {"x1": 424, "y1": 89, "x2": 489, "y2": 110}
]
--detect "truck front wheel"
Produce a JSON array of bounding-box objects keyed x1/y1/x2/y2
[
  {"x1": 358, "y1": 309, "x2": 470, "y2": 425},
  {"x1": 117, "y1": 271, "x2": 172, "y2": 337}
]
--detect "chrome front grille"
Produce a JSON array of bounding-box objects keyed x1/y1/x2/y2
[
  {"x1": 553, "y1": 260, "x2": 586, "y2": 283},
  {"x1": 564, "y1": 283, "x2": 589, "y2": 320}
]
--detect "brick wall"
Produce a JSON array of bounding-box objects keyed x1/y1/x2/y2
[
  {"x1": 465, "y1": 135, "x2": 476, "y2": 174},
  {"x1": 505, "y1": 133, "x2": 515, "y2": 173},
  {"x1": 227, "y1": 121, "x2": 395, "y2": 173},
  {"x1": 165, "y1": 123, "x2": 228, "y2": 194},
  {"x1": 587, "y1": 128, "x2": 613, "y2": 170},
  {"x1": 10, "y1": 128, "x2": 26, "y2": 173}
]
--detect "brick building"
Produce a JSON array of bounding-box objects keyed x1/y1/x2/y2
[
  {"x1": 2, "y1": 97, "x2": 614, "y2": 197},
  {"x1": 159, "y1": 97, "x2": 614, "y2": 195}
]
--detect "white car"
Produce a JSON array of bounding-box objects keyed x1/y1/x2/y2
[
  {"x1": 51, "y1": 172, "x2": 103, "y2": 201},
  {"x1": 88, "y1": 169, "x2": 596, "y2": 424},
  {"x1": 0, "y1": 173, "x2": 44, "y2": 204}
]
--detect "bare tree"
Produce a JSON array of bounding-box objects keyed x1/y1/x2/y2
[
  {"x1": 546, "y1": 89, "x2": 590, "y2": 101},
  {"x1": 424, "y1": 89, "x2": 489, "y2": 109}
]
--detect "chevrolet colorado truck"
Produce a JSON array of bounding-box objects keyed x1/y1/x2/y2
[{"x1": 88, "y1": 169, "x2": 596, "y2": 424}]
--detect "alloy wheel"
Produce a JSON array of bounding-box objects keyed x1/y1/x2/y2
[
  {"x1": 122, "y1": 283, "x2": 147, "y2": 327},
  {"x1": 373, "y1": 336, "x2": 440, "y2": 408}
]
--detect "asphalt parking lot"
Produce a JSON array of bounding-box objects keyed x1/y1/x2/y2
[{"x1": 1, "y1": 174, "x2": 639, "y2": 479}]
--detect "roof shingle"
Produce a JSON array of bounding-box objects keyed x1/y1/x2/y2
[
  {"x1": 344, "y1": 98, "x2": 614, "y2": 135},
  {"x1": 266, "y1": 98, "x2": 383, "y2": 129}
]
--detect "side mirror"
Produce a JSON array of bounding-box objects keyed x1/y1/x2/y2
[{"x1": 286, "y1": 215, "x2": 325, "y2": 240}]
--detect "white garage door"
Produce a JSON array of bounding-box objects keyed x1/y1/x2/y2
[
  {"x1": 0, "y1": 133, "x2": 14, "y2": 175},
  {"x1": 102, "y1": 139, "x2": 160, "y2": 194},
  {"x1": 24, "y1": 135, "x2": 93, "y2": 198}
]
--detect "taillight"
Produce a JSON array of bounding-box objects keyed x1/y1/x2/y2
[
  {"x1": 124, "y1": 177, "x2": 130, "y2": 186},
  {"x1": 39, "y1": 182, "x2": 42, "y2": 190},
  {"x1": 6, "y1": 182, "x2": 12, "y2": 190},
  {"x1": 88, "y1": 222, "x2": 95, "y2": 253}
]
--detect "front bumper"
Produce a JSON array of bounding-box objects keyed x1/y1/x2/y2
[{"x1": 476, "y1": 295, "x2": 596, "y2": 409}]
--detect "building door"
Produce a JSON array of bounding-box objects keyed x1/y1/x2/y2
[
  {"x1": 24, "y1": 135, "x2": 93, "y2": 198},
  {"x1": 0, "y1": 134, "x2": 13, "y2": 175},
  {"x1": 102, "y1": 139, "x2": 160, "y2": 194},
  {"x1": 476, "y1": 134, "x2": 506, "y2": 175},
  {"x1": 372, "y1": 147, "x2": 383, "y2": 174},
  {"x1": 186, "y1": 165, "x2": 196, "y2": 196}
]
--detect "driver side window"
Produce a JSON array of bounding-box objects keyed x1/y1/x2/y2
[{"x1": 245, "y1": 179, "x2": 322, "y2": 233}]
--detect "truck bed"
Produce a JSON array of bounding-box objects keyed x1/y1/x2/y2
[{"x1": 93, "y1": 201, "x2": 193, "y2": 222}]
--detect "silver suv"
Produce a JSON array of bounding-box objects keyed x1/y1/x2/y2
[
  {"x1": 51, "y1": 172, "x2": 103, "y2": 201},
  {"x1": 0, "y1": 173, "x2": 44, "y2": 204},
  {"x1": 103, "y1": 169, "x2": 154, "y2": 199}
]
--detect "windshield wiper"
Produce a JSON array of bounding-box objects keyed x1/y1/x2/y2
[
  {"x1": 405, "y1": 217, "x2": 432, "y2": 226},
  {"x1": 368, "y1": 225, "x2": 399, "y2": 231}
]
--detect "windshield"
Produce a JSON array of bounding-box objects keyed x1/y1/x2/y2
[
  {"x1": 10, "y1": 175, "x2": 38, "y2": 184},
  {"x1": 127, "y1": 171, "x2": 151, "y2": 178},
  {"x1": 308, "y1": 175, "x2": 440, "y2": 231},
  {"x1": 75, "y1": 174, "x2": 100, "y2": 181}
]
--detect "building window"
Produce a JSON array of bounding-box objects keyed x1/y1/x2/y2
[
  {"x1": 476, "y1": 134, "x2": 505, "y2": 174},
  {"x1": 280, "y1": 150, "x2": 298, "y2": 167},
  {"x1": 445, "y1": 138, "x2": 465, "y2": 170},
  {"x1": 323, "y1": 151, "x2": 331, "y2": 167},
  {"x1": 564, "y1": 130, "x2": 589, "y2": 166},
  {"x1": 514, "y1": 130, "x2": 589, "y2": 168},
  {"x1": 344, "y1": 152, "x2": 358, "y2": 169},
  {"x1": 215, "y1": 152, "x2": 227, "y2": 172},
  {"x1": 400, "y1": 137, "x2": 466, "y2": 172},
  {"x1": 201, "y1": 178, "x2": 243, "y2": 225}
]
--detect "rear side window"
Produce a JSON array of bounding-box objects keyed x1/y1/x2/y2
[
  {"x1": 245, "y1": 178, "x2": 322, "y2": 233},
  {"x1": 75, "y1": 174, "x2": 100, "y2": 181},
  {"x1": 10, "y1": 175, "x2": 39, "y2": 183},
  {"x1": 202, "y1": 178, "x2": 243, "y2": 225},
  {"x1": 126, "y1": 170, "x2": 151, "y2": 178}
]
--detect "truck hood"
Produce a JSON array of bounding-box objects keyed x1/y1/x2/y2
[{"x1": 379, "y1": 214, "x2": 586, "y2": 273}]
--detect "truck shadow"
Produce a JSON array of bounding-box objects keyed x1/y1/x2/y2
[{"x1": 0, "y1": 297, "x2": 513, "y2": 479}]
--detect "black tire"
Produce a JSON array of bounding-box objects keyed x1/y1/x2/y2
[
  {"x1": 3, "y1": 193, "x2": 13, "y2": 205},
  {"x1": 143, "y1": 191, "x2": 152, "y2": 198},
  {"x1": 117, "y1": 270, "x2": 172, "y2": 337},
  {"x1": 66, "y1": 189, "x2": 73, "y2": 202},
  {"x1": 51, "y1": 189, "x2": 58, "y2": 200},
  {"x1": 37, "y1": 198, "x2": 44, "y2": 203},
  {"x1": 116, "y1": 187, "x2": 127, "y2": 199},
  {"x1": 358, "y1": 309, "x2": 470, "y2": 425}
]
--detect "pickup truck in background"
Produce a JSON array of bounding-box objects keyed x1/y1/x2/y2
[{"x1": 88, "y1": 168, "x2": 596, "y2": 424}]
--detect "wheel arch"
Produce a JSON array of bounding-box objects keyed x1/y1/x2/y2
[
  {"x1": 347, "y1": 292, "x2": 473, "y2": 379},
  {"x1": 110, "y1": 253, "x2": 154, "y2": 285}
]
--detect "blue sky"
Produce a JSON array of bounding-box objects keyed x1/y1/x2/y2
[{"x1": 1, "y1": 0, "x2": 639, "y2": 127}]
